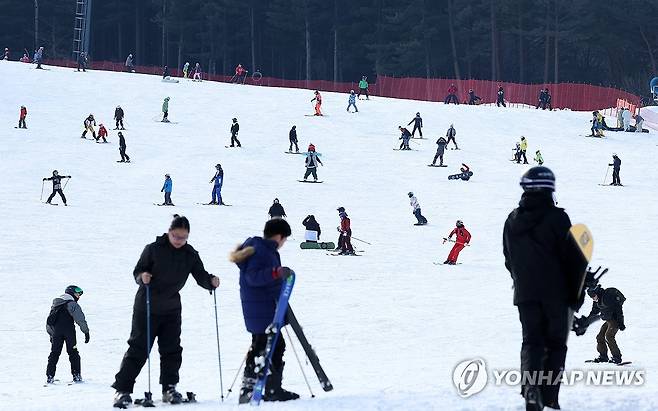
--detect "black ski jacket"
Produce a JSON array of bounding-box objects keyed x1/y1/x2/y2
[
  {"x1": 589, "y1": 288, "x2": 625, "y2": 326},
  {"x1": 302, "y1": 216, "x2": 321, "y2": 237},
  {"x1": 609, "y1": 157, "x2": 621, "y2": 171},
  {"x1": 268, "y1": 203, "x2": 286, "y2": 218},
  {"x1": 231, "y1": 123, "x2": 239, "y2": 135},
  {"x1": 289, "y1": 128, "x2": 297, "y2": 142},
  {"x1": 407, "y1": 115, "x2": 422, "y2": 128},
  {"x1": 46, "y1": 294, "x2": 89, "y2": 337},
  {"x1": 45, "y1": 175, "x2": 70, "y2": 190},
  {"x1": 119, "y1": 134, "x2": 126, "y2": 149},
  {"x1": 115, "y1": 107, "x2": 124, "y2": 120}
]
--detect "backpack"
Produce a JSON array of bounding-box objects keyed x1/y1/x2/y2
[
  {"x1": 606, "y1": 287, "x2": 626, "y2": 306},
  {"x1": 46, "y1": 302, "x2": 70, "y2": 328}
]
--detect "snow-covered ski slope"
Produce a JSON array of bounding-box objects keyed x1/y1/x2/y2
[{"x1": 1, "y1": 61, "x2": 657, "y2": 410}]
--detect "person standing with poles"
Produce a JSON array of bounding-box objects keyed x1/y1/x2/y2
[
  {"x1": 112, "y1": 215, "x2": 220, "y2": 408},
  {"x1": 311, "y1": 91, "x2": 323, "y2": 116},
  {"x1": 443, "y1": 220, "x2": 470, "y2": 264},
  {"x1": 117, "y1": 132, "x2": 130, "y2": 163},
  {"x1": 346, "y1": 90, "x2": 358, "y2": 113},
  {"x1": 357, "y1": 76, "x2": 369, "y2": 100},
  {"x1": 335, "y1": 207, "x2": 355, "y2": 255},
  {"x1": 43, "y1": 170, "x2": 71, "y2": 206},
  {"x1": 609, "y1": 154, "x2": 622, "y2": 186}
]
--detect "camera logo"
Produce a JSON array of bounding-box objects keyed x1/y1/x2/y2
[{"x1": 453, "y1": 358, "x2": 487, "y2": 398}]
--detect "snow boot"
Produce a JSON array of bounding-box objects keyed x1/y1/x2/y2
[
  {"x1": 238, "y1": 363, "x2": 257, "y2": 404},
  {"x1": 72, "y1": 373, "x2": 82, "y2": 383},
  {"x1": 162, "y1": 384, "x2": 183, "y2": 404},
  {"x1": 592, "y1": 355, "x2": 609, "y2": 363},
  {"x1": 46, "y1": 375, "x2": 55, "y2": 384},
  {"x1": 610, "y1": 356, "x2": 623, "y2": 364},
  {"x1": 113, "y1": 391, "x2": 132, "y2": 409},
  {"x1": 523, "y1": 386, "x2": 544, "y2": 411},
  {"x1": 264, "y1": 362, "x2": 299, "y2": 402}
]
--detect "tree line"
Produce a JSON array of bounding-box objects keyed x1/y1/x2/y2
[{"x1": 1, "y1": 0, "x2": 656, "y2": 95}]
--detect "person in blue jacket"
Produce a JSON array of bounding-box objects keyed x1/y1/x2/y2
[
  {"x1": 161, "y1": 174, "x2": 173, "y2": 206},
  {"x1": 229, "y1": 218, "x2": 299, "y2": 404},
  {"x1": 346, "y1": 90, "x2": 358, "y2": 113},
  {"x1": 208, "y1": 164, "x2": 224, "y2": 205}
]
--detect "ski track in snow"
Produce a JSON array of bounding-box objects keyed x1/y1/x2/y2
[{"x1": 0, "y1": 61, "x2": 657, "y2": 410}]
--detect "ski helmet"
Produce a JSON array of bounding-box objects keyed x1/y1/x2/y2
[
  {"x1": 65, "y1": 285, "x2": 84, "y2": 300},
  {"x1": 408, "y1": 192, "x2": 413, "y2": 197},
  {"x1": 612, "y1": 153, "x2": 618, "y2": 158},
  {"x1": 416, "y1": 112, "x2": 420, "y2": 116},
  {"x1": 308, "y1": 144, "x2": 315, "y2": 152},
  {"x1": 520, "y1": 166, "x2": 555, "y2": 192},
  {"x1": 216, "y1": 163, "x2": 221, "y2": 169},
  {"x1": 587, "y1": 285, "x2": 602, "y2": 298},
  {"x1": 52, "y1": 170, "x2": 58, "y2": 175},
  {"x1": 350, "y1": 89, "x2": 355, "y2": 93},
  {"x1": 337, "y1": 206, "x2": 345, "y2": 213},
  {"x1": 165, "y1": 173, "x2": 170, "y2": 177},
  {"x1": 456, "y1": 220, "x2": 464, "y2": 227}
]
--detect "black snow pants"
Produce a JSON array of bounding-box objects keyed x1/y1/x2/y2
[
  {"x1": 47, "y1": 189, "x2": 67, "y2": 204},
  {"x1": 47, "y1": 332, "x2": 80, "y2": 377}
]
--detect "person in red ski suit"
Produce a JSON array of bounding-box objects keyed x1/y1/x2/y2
[
  {"x1": 336, "y1": 207, "x2": 354, "y2": 255},
  {"x1": 445, "y1": 84, "x2": 459, "y2": 105},
  {"x1": 18, "y1": 106, "x2": 28, "y2": 128},
  {"x1": 96, "y1": 124, "x2": 108, "y2": 143},
  {"x1": 233, "y1": 64, "x2": 247, "y2": 83},
  {"x1": 444, "y1": 220, "x2": 470, "y2": 264},
  {"x1": 311, "y1": 91, "x2": 322, "y2": 116}
]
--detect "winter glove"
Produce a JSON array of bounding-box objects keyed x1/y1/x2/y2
[
  {"x1": 274, "y1": 266, "x2": 294, "y2": 279},
  {"x1": 42, "y1": 178, "x2": 46, "y2": 181},
  {"x1": 572, "y1": 316, "x2": 588, "y2": 336},
  {"x1": 619, "y1": 323, "x2": 626, "y2": 331},
  {"x1": 84, "y1": 332, "x2": 90, "y2": 344}
]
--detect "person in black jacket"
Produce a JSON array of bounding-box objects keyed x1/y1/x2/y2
[
  {"x1": 46, "y1": 285, "x2": 89, "y2": 384},
  {"x1": 496, "y1": 86, "x2": 506, "y2": 107},
  {"x1": 112, "y1": 215, "x2": 220, "y2": 408},
  {"x1": 268, "y1": 198, "x2": 286, "y2": 218},
  {"x1": 431, "y1": 137, "x2": 447, "y2": 166},
  {"x1": 609, "y1": 154, "x2": 622, "y2": 186},
  {"x1": 407, "y1": 112, "x2": 423, "y2": 137},
  {"x1": 43, "y1": 170, "x2": 71, "y2": 205},
  {"x1": 288, "y1": 126, "x2": 299, "y2": 152},
  {"x1": 503, "y1": 166, "x2": 588, "y2": 411},
  {"x1": 114, "y1": 106, "x2": 125, "y2": 130},
  {"x1": 118, "y1": 132, "x2": 130, "y2": 163},
  {"x1": 230, "y1": 118, "x2": 241, "y2": 147},
  {"x1": 77, "y1": 51, "x2": 87, "y2": 72},
  {"x1": 467, "y1": 89, "x2": 481, "y2": 105},
  {"x1": 302, "y1": 215, "x2": 321, "y2": 242},
  {"x1": 584, "y1": 285, "x2": 626, "y2": 363}
]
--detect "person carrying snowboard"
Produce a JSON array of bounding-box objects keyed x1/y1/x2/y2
[
  {"x1": 162, "y1": 97, "x2": 170, "y2": 122},
  {"x1": 303, "y1": 144, "x2": 323, "y2": 181},
  {"x1": 302, "y1": 215, "x2": 321, "y2": 242},
  {"x1": 46, "y1": 285, "x2": 89, "y2": 384},
  {"x1": 209, "y1": 164, "x2": 224, "y2": 205},
  {"x1": 446, "y1": 124, "x2": 458, "y2": 150},
  {"x1": 534, "y1": 150, "x2": 544, "y2": 166},
  {"x1": 311, "y1": 90, "x2": 322, "y2": 116},
  {"x1": 517, "y1": 136, "x2": 528, "y2": 164},
  {"x1": 443, "y1": 220, "x2": 470, "y2": 264},
  {"x1": 114, "y1": 106, "x2": 125, "y2": 130},
  {"x1": 18, "y1": 105, "x2": 27, "y2": 128},
  {"x1": 496, "y1": 86, "x2": 506, "y2": 107},
  {"x1": 431, "y1": 137, "x2": 447, "y2": 166},
  {"x1": 580, "y1": 285, "x2": 626, "y2": 364},
  {"x1": 503, "y1": 166, "x2": 588, "y2": 411},
  {"x1": 357, "y1": 76, "x2": 369, "y2": 100},
  {"x1": 288, "y1": 126, "x2": 299, "y2": 152},
  {"x1": 408, "y1": 192, "x2": 428, "y2": 225},
  {"x1": 347, "y1": 90, "x2": 358, "y2": 113},
  {"x1": 43, "y1": 170, "x2": 71, "y2": 206},
  {"x1": 81, "y1": 114, "x2": 96, "y2": 139},
  {"x1": 112, "y1": 215, "x2": 220, "y2": 408},
  {"x1": 398, "y1": 126, "x2": 411, "y2": 150},
  {"x1": 336, "y1": 207, "x2": 355, "y2": 255},
  {"x1": 161, "y1": 174, "x2": 173, "y2": 206},
  {"x1": 408, "y1": 112, "x2": 423, "y2": 137},
  {"x1": 268, "y1": 198, "x2": 286, "y2": 218},
  {"x1": 96, "y1": 123, "x2": 108, "y2": 143},
  {"x1": 118, "y1": 132, "x2": 130, "y2": 163},
  {"x1": 230, "y1": 118, "x2": 241, "y2": 147},
  {"x1": 229, "y1": 218, "x2": 299, "y2": 404},
  {"x1": 609, "y1": 154, "x2": 622, "y2": 186}
]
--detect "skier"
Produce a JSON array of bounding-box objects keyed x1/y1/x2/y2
[
  {"x1": 311, "y1": 90, "x2": 323, "y2": 116},
  {"x1": 303, "y1": 144, "x2": 323, "y2": 181},
  {"x1": 162, "y1": 65, "x2": 170, "y2": 80},
  {"x1": 230, "y1": 118, "x2": 241, "y2": 147},
  {"x1": 161, "y1": 174, "x2": 173, "y2": 206},
  {"x1": 517, "y1": 136, "x2": 528, "y2": 164},
  {"x1": 125, "y1": 54, "x2": 135, "y2": 72},
  {"x1": 446, "y1": 124, "x2": 458, "y2": 150},
  {"x1": 229, "y1": 218, "x2": 298, "y2": 403},
  {"x1": 408, "y1": 192, "x2": 428, "y2": 225},
  {"x1": 209, "y1": 164, "x2": 224, "y2": 205},
  {"x1": 193, "y1": 63, "x2": 202, "y2": 81},
  {"x1": 77, "y1": 51, "x2": 87, "y2": 72},
  {"x1": 288, "y1": 125, "x2": 299, "y2": 152},
  {"x1": 609, "y1": 154, "x2": 622, "y2": 186},
  {"x1": 162, "y1": 97, "x2": 170, "y2": 122},
  {"x1": 444, "y1": 83, "x2": 459, "y2": 105},
  {"x1": 182, "y1": 62, "x2": 189, "y2": 78},
  {"x1": 467, "y1": 89, "x2": 481, "y2": 105},
  {"x1": 34, "y1": 46, "x2": 43, "y2": 69},
  {"x1": 398, "y1": 126, "x2": 411, "y2": 150},
  {"x1": 582, "y1": 285, "x2": 626, "y2": 363},
  {"x1": 431, "y1": 136, "x2": 447, "y2": 166},
  {"x1": 513, "y1": 142, "x2": 522, "y2": 162},
  {"x1": 45, "y1": 285, "x2": 89, "y2": 384},
  {"x1": 443, "y1": 220, "x2": 470, "y2": 264},
  {"x1": 81, "y1": 114, "x2": 96, "y2": 139},
  {"x1": 18, "y1": 105, "x2": 27, "y2": 129},
  {"x1": 590, "y1": 111, "x2": 603, "y2": 137},
  {"x1": 96, "y1": 123, "x2": 108, "y2": 143},
  {"x1": 336, "y1": 207, "x2": 354, "y2": 255},
  {"x1": 622, "y1": 108, "x2": 631, "y2": 131},
  {"x1": 268, "y1": 198, "x2": 286, "y2": 218},
  {"x1": 112, "y1": 215, "x2": 220, "y2": 408},
  {"x1": 118, "y1": 132, "x2": 130, "y2": 163},
  {"x1": 357, "y1": 76, "x2": 369, "y2": 100},
  {"x1": 43, "y1": 170, "x2": 71, "y2": 206},
  {"x1": 408, "y1": 112, "x2": 423, "y2": 137},
  {"x1": 496, "y1": 86, "x2": 506, "y2": 107},
  {"x1": 20, "y1": 53, "x2": 30, "y2": 63},
  {"x1": 302, "y1": 215, "x2": 321, "y2": 242},
  {"x1": 544, "y1": 88, "x2": 553, "y2": 110},
  {"x1": 114, "y1": 106, "x2": 125, "y2": 130},
  {"x1": 233, "y1": 64, "x2": 247, "y2": 84},
  {"x1": 347, "y1": 90, "x2": 358, "y2": 112},
  {"x1": 503, "y1": 166, "x2": 587, "y2": 411},
  {"x1": 534, "y1": 150, "x2": 544, "y2": 166}
]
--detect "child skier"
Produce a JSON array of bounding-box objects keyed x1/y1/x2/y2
[
  {"x1": 288, "y1": 126, "x2": 299, "y2": 152},
  {"x1": 161, "y1": 174, "x2": 173, "y2": 205},
  {"x1": 162, "y1": 97, "x2": 170, "y2": 122},
  {"x1": 303, "y1": 144, "x2": 323, "y2": 181},
  {"x1": 398, "y1": 126, "x2": 411, "y2": 150},
  {"x1": 443, "y1": 220, "x2": 471, "y2": 264},
  {"x1": 230, "y1": 118, "x2": 241, "y2": 147},
  {"x1": 311, "y1": 90, "x2": 322, "y2": 116},
  {"x1": 81, "y1": 114, "x2": 96, "y2": 139},
  {"x1": 446, "y1": 124, "x2": 458, "y2": 149},
  {"x1": 347, "y1": 90, "x2": 358, "y2": 112},
  {"x1": 209, "y1": 164, "x2": 224, "y2": 204},
  {"x1": 534, "y1": 150, "x2": 544, "y2": 166},
  {"x1": 408, "y1": 192, "x2": 428, "y2": 225},
  {"x1": 230, "y1": 218, "x2": 299, "y2": 403},
  {"x1": 118, "y1": 132, "x2": 130, "y2": 163},
  {"x1": 46, "y1": 285, "x2": 90, "y2": 384},
  {"x1": 43, "y1": 170, "x2": 71, "y2": 205},
  {"x1": 96, "y1": 123, "x2": 108, "y2": 143},
  {"x1": 18, "y1": 105, "x2": 27, "y2": 128},
  {"x1": 336, "y1": 207, "x2": 355, "y2": 255},
  {"x1": 114, "y1": 106, "x2": 125, "y2": 130},
  {"x1": 408, "y1": 112, "x2": 423, "y2": 137},
  {"x1": 517, "y1": 136, "x2": 528, "y2": 164}
]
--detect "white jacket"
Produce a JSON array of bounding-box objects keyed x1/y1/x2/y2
[{"x1": 409, "y1": 196, "x2": 420, "y2": 211}]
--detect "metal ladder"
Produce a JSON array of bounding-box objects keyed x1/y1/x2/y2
[{"x1": 72, "y1": 0, "x2": 92, "y2": 60}]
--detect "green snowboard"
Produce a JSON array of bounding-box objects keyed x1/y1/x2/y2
[{"x1": 300, "y1": 242, "x2": 336, "y2": 250}]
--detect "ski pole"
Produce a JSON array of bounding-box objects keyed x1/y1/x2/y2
[
  {"x1": 62, "y1": 177, "x2": 71, "y2": 191},
  {"x1": 225, "y1": 354, "x2": 246, "y2": 399},
  {"x1": 213, "y1": 290, "x2": 225, "y2": 402},
  {"x1": 351, "y1": 236, "x2": 371, "y2": 245},
  {"x1": 143, "y1": 284, "x2": 155, "y2": 407},
  {"x1": 283, "y1": 327, "x2": 315, "y2": 398},
  {"x1": 40, "y1": 180, "x2": 45, "y2": 201},
  {"x1": 602, "y1": 165, "x2": 611, "y2": 185},
  {"x1": 409, "y1": 138, "x2": 421, "y2": 145}
]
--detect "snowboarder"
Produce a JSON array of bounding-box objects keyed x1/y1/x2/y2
[
  {"x1": 408, "y1": 192, "x2": 427, "y2": 225},
  {"x1": 311, "y1": 90, "x2": 322, "y2": 116},
  {"x1": 467, "y1": 89, "x2": 481, "y2": 105},
  {"x1": 268, "y1": 198, "x2": 286, "y2": 218},
  {"x1": 431, "y1": 137, "x2": 447, "y2": 166},
  {"x1": 96, "y1": 123, "x2": 108, "y2": 143},
  {"x1": 162, "y1": 97, "x2": 170, "y2": 122},
  {"x1": 534, "y1": 150, "x2": 544, "y2": 166},
  {"x1": 182, "y1": 62, "x2": 189, "y2": 78},
  {"x1": 444, "y1": 83, "x2": 459, "y2": 105},
  {"x1": 347, "y1": 90, "x2": 358, "y2": 112},
  {"x1": 408, "y1": 112, "x2": 423, "y2": 137},
  {"x1": 81, "y1": 114, "x2": 96, "y2": 139},
  {"x1": 496, "y1": 86, "x2": 506, "y2": 107},
  {"x1": 114, "y1": 106, "x2": 125, "y2": 130},
  {"x1": 357, "y1": 76, "x2": 370, "y2": 100},
  {"x1": 303, "y1": 144, "x2": 323, "y2": 181},
  {"x1": 209, "y1": 164, "x2": 224, "y2": 205},
  {"x1": 446, "y1": 124, "x2": 458, "y2": 149},
  {"x1": 112, "y1": 215, "x2": 220, "y2": 408},
  {"x1": 125, "y1": 54, "x2": 135, "y2": 72},
  {"x1": 162, "y1": 65, "x2": 170, "y2": 80},
  {"x1": 513, "y1": 142, "x2": 522, "y2": 162},
  {"x1": 609, "y1": 154, "x2": 622, "y2": 186},
  {"x1": 161, "y1": 174, "x2": 173, "y2": 205},
  {"x1": 535, "y1": 89, "x2": 546, "y2": 109},
  {"x1": 43, "y1": 170, "x2": 71, "y2": 206},
  {"x1": 288, "y1": 126, "x2": 299, "y2": 152},
  {"x1": 118, "y1": 132, "x2": 130, "y2": 163},
  {"x1": 336, "y1": 207, "x2": 354, "y2": 255},
  {"x1": 230, "y1": 118, "x2": 241, "y2": 147},
  {"x1": 46, "y1": 285, "x2": 89, "y2": 384},
  {"x1": 77, "y1": 51, "x2": 87, "y2": 72},
  {"x1": 443, "y1": 220, "x2": 470, "y2": 264},
  {"x1": 18, "y1": 105, "x2": 27, "y2": 129},
  {"x1": 398, "y1": 126, "x2": 411, "y2": 150},
  {"x1": 449, "y1": 163, "x2": 472, "y2": 181},
  {"x1": 193, "y1": 63, "x2": 202, "y2": 81},
  {"x1": 634, "y1": 113, "x2": 644, "y2": 132},
  {"x1": 302, "y1": 215, "x2": 321, "y2": 242},
  {"x1": 517, "y1": 136, "x2": 528, "y2": 164},
  {"x1": 503, "y1": 166, "x2": 587, "y2": 411},
  {"x1": 229, "y1": 218, "x2": 298, "y2": 404},
  {"x1": 583, "y1": 285, "x2": 626, "y2": 364}
]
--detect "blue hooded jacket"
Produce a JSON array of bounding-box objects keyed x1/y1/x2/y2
[{"x1": 162, "y1": 177, "x2": 172, "y2": 193}]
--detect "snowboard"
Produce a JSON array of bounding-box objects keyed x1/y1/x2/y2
[
  {"x1": 300, "y1": 241, "x2": 336, "y2": 250},
  {"x1": 413, "y1": 222, "x2": 428, "y2": 226},
  {"x1": 568, "y1": 224, "x2": 594, "y2": 306},
  {"x1": 433, "y1": 262, "x2": 462, "y2": 265},
  {"x1": 393, "y1": 148, "x2": 417, "y2": 151},
  {"x1": 284, "y1": 151, "x2": 304, "y2": 155},
  {"x1": 448, "y1": 171, "x2": 474, "y2": 180},
  {"x1": 326, "y1": 252, "x2": 361, "y2": 256},
  {"x1": 298, "y1": 180, "x2": 323, "y2": 183},
  {"x1": 154, "y1": 203, "x2": 175, "y2": 206},
  {"x1": 196, "y1": 202, "x2": 232, "y2": 206},
  {"x1": 427, "y1": 164, "x2": 448, "y2": 167},
  {"x1": 584, "y1": 360, "x2": 632, "y2": 366},
  {"x1": 116, "y1": 161, "x2": 131, "y2": 163}
]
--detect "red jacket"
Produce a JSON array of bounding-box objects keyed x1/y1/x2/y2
[
  {"x1": 340, "y1": 217, "x2": 351, "y2": 232},
  {"x1": 449, "y1": 227, "x2": 471, "y2": 245},
  {"x1": 235, "y1": 65, "x2": 245, "y2": 75},
  {"x1": 20, "y1": 107, "x2": 27, "y2": 118},
  {"x1": 447, "y1": 85, "x2": 457, "y2": 94},
  {"x1": 313, "y1": 93, "x2": 322, "y2": 104},
  {"x1": 98, "y1": 126, "x2": 108, "y2": 137}
]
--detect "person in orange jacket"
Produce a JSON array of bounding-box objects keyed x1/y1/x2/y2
[
  {"x1": 311, "y1": 90, "x2": 322, "y2": 116},
  {"x1": 96, "y1": 124, "x2": 108, "y2": 143},
  {"x1": 18, "y1": 106, "x2": 28, "y2": 128},
  {"x1": 444, "y1": 220, "x2": 471, "y2": 264}
]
